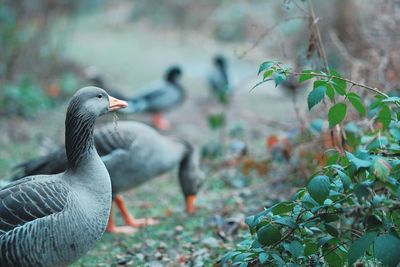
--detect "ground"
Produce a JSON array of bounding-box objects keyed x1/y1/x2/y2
[{"x1": 0, "y1": 8, "x2": 307, "y2": 267}]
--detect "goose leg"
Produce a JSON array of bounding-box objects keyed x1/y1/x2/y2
[
  {"x1": 152, "y1": 112, "x2": 170, "y2": 130},
  {"x1": 106, "y1": 205, "x2": 137, "y2": 234},
  {"x1": 115, "y1": 195, "x2": 159, "y2": 227}
]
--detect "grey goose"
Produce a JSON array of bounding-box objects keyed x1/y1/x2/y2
[
  {"x1": 13, "y1": 121, "x2": 204, "y2": 234},
  {"x1": 0, "y1": 87, "x2": 127, "y2": 266},
  {"x1": 120, "y1": 66, "x2": 185, "y2": 130},
  {"x1": 208, "y1": 55, "x2": 232, "y2": 103}
]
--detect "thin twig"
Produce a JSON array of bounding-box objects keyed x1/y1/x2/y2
[
  {"x1": 308, "y1": 0, "x2": 329, "y2": 72},
  {"x1": 237, "y1": 16, "x2": 308, "y2": 59},
  {"x1": 290, "y1": 71, "x2": 389, "y2": 98}
]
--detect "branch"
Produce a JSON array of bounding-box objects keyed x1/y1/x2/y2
[
  {"x1": 290, "y1": 71, "x2": 389, "y2": 98},
  {"x1": 237, "y1": 16, "x2": 308, "y2": 59}
]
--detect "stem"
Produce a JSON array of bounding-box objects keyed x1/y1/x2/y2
[
  {"x1": 292, "y1": 71, "x2": 389, "y2": 98},
  {"x1": 308, "y1": 0, "x2": 329, "y2": 72}
]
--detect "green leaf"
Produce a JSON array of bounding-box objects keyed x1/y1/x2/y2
[
  {"x1": 345, "y1": 151, "x2": 371, "y2": 170},
  {"x1": 221, "y1": 251, "x2": 242, "y2": 265},
  {"x1": 374, "y1": 234, "x2": 400, "y2": 267},
  {"x1": 258, "y1": 252, "x2": 269, "y2": 264},
  {"x1": 258, "y1": 61, "x2": 275, "y2": 74},
  {"x1": 270, "y1": 253, "x2": 285, "y2": 265},
  {"x1": 233, "y1": 252, "x2": 253, "y2": 262},
  {"x1": 299, "y1": 70, "x2": 314, "y2": 82},
  {"x1": 257, "y1": 224, "x2": 281, "y2": 246},
  {"x1": 304, "y1": 243, "x2": 318, "y2": 256},
  {"x1": 263, "y1": 69, "x2": 274, "y2": 80},
  {"x1": 347, "y1": 92, "x2": 366, "y2": 117},
  {"x1": 274, "y1": 72, "x2": 286, "y2": 87},
  {"x1": 284, "y1": 240, "x2": 304, "y2": 257},
  {"x1": 308, "y1": 84, "x2": 326, "y2": 110},
  {"x1": 330, "y1": 70, "x2": 346, "y2": 95},
  {"x1": 336, "y1": 170, "x2": 351, "y2": 190},
  {"x1": 324, "y1": 223, "x2": 339, "y2": 237},
  {"x1": 324, "y1": 247, "x2": 343, "y2": 267},
  {"x1": 390, "y1": 163, "x2": 400, "y2": 180},
  {"x1": 348, "y1": 231, "x2": 377, "y2": 265},
  {"x1": 377, "y1": 105, "x2": 392, "y2": 129},
  {"x1": 273, "y1": 217, "x2": 297, "y2": 229},
  {"x1": 271, "y1": 201, "x2": 295, "y2": 215},
  {"x1": 325, "y1": 83, "x2": 335, "y2": 101},
  {"x1": 307, "y1": 175, "x2": 330, "y2": 204},
  {"x1": 208, "y1": 113, "x2": 225, "y2": 129},
  {"x1": 371, "y1": 157, "x2": 391, "y2": 181},
  {"x1": 328, "y1": 102, "x2": 347, "y2": 128},
  {"x1": 354, "y1": 183, "x2": 371, "y2": 200},
  {"x1": 245, "y1": 215, "x2": 256, "y2": 230}
]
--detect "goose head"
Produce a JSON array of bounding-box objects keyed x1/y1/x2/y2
[
  {"x1": 68, "y1": 86, "x2": 128, "y2": 117},
  {"x1": 213, "y1": 55, "x2": 227, "y2": 70},
  {"x1": 164, "y1": 66, "x2": 182, "y2": 84},
  {"x1": 178, "y1": 147, "x2": 205, "y2": 214}
]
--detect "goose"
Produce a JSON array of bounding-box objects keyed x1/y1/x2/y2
[
  {"x1": 208, "y1": 55, "x2": 232, "y2": 103},
  {"x1": 122, "y1": 66, "x2": 185, "y2": 130},
  {"x1": 87, "y1": 66, "x2": 185, "y2": 130},
  {"x1": 0, "y1": 87, "x2": 127, "y2": 267},
  {"x1": 12, "y1": 121, "x2": 204, "y2": 234}
]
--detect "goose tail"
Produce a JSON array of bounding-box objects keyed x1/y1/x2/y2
[{"x1": 12, "y1": 150, "x2": 68, "y2": 181}]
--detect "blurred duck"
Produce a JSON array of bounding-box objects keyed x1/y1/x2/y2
[
  {"x1": 208, "y1": 55, "x2": 232, "y2": 103},
  {"x1": 13, "y1": 121, "x2": 204, "y2": 234},
  {"x1": 0, "y1": 87, "x2": 127, "y2": 266},
  {"x1": 88, "y1": 66, "x2": 185, "y2": 130}
]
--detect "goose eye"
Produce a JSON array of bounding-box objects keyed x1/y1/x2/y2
[{"x1": 97, "y1": 94, "x2": 103, "y2": 99}]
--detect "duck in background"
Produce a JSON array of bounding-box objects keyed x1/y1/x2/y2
[
  {"x1": 208, "y1": 55, "x2": 232, "y2": 104},
  {"x1": 87, "y1": 66, "x2": 185, "y2": 130},
  {"x1": 12, "y1": 121, "x2": 204, "y2": 234},
  {"x1": 0, "y1": 87, "x2": 127, "y2": 266}
]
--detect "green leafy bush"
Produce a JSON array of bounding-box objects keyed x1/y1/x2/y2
[
  {"x1": 221, "y1": 61, "x2": 400, "y2": 267},
  {"x1": 0, "y1": 78, "x2": 52, "y2": 117}
]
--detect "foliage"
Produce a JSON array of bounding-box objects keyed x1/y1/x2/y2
[
  {"x1": 221, "y1": 61, "x2": 400, "y2": 267},
  {"x1": 0, "y1": 77, "x2": 53, "y2": 117}
]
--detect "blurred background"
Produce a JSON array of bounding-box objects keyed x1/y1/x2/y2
[{"x1": 0, "y1": 0, "x2": 399, "y2": 266}]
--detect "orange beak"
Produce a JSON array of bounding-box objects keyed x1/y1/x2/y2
[
  {"x1": 185, "y1": 195, "x2": 197, "y2": 214},
  {"x1": 108, "y1": 95, "x2": 128, "y2": 112}
]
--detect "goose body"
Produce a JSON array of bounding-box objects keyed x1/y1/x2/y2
[
  {"x1": 0, "y1": 87, "x2": 127, "y2": 266},
  {"x1": 13, "y1": 121, "x2": 204, "y2": 233},
  {"x1": 123, "y1": 66, "x2": 184, "y2": 130},
  {"x1": 122, "y1": 66, "x2": 184, "y2": 114}
]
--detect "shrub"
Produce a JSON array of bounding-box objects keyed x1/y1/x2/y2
[{"x1": 221, "y1": 61, "x2": 400, "y2": 267}]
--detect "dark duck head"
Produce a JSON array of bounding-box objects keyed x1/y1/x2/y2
[
  {"x1": 213, "y1": 54, "x2": 227, "y2": 70},
  {"x1": 164, "y1": 66, "x2": 182, "y2": 84}
]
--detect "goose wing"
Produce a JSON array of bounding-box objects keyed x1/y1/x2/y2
[
  {"x1": 0, "y1": 176, "x2": 69, "y2": 233},
  {"x1": 12, "y1": 149, "x2": 68, "y2": 180},
  {"x1": 13, "y1": 124, "x2": 135, "y2": 180}
]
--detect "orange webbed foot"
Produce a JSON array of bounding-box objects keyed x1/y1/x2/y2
[
  {"x1": 126, "y1": 217, "x2": 159, "y2": 228},
  {"x1": 152, "y1": 113, "x2": 170, "y2": 130},
  {"x1": 106, "y1": 225, "x2": 137, "y2": 234}
]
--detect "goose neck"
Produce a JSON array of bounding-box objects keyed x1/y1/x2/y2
[{"x1": 65, "y1": 109, "x2": 96, "y2": 170}]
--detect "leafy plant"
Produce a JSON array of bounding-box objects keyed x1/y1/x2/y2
[
  {"x1": 0, "y1": 77, "x2": 52, "y2": 117},
  {"x1": 221, "y1": 61, "x2": 400, "y2": 267}
]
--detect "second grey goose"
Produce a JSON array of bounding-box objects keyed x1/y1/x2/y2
[
  {"x1": 208, "y1": 55, "x2": 232, "y2": 103},
  {"x1": 0, "y1": 87, "x2": 127, "y2": 266},
  {"x1": 13, "y1": 121, "x2": 204, "y2": 234},
  {"x1": 120, "y1": 66, "x2": 185, "y2": 130}
]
